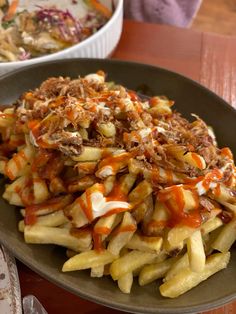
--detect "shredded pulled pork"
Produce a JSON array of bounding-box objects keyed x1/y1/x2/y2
[{"x1": 11, "y1": 71, "x2": 234, "y2": 182}]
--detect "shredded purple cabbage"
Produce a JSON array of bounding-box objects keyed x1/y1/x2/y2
[{"x1": 35, "y1": 6, "x2": 83, "y2": 42}]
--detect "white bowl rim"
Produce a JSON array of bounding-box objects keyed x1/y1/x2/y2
[{"x1": 0, "y1": 0, "x2": 123, "y2": 68}]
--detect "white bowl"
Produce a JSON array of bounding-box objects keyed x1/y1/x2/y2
[{"x1": 0, "y1": 0, "x2": 123, "y2": 76}]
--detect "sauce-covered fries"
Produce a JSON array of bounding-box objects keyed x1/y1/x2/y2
[{"x1": 0, "y1": 71, "x2": 235, "y2": 298}]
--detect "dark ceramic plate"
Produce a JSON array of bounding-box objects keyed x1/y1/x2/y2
[{"x1": 0, "y1": 59, "x2": 235, "y2": 314}]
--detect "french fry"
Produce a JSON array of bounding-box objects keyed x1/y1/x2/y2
[
  {"x1": 34, "y1": 210, "x2": 68, "y2": 227},
  {"x1": 97, "y1": 122, "x2": 116, "y2": 137},
  {"x1": 107, "y1": 212, "x2": 136, "y2": 256},
  {"x1": 32, "y1": 173, "x2": 50, "y2": 204},
  {"x1": 91, "y1": 265, "x2": 104, "y2": 278},
  {"x1": 110, "y1": 250, "x2": 157, "y2": 280},
  {"x1": 132, "y1": 201, "x2": 148, "y2": 224},
  {"x1": 163, "y1": 228, "x2": 184, "y2": 255},
  {"x1": 21, "y1": 195, "x2": 73, "y2": 217},
  {"x1": 62, "y1": 250, "x2": 116, "y2": 272},
  {"x1": 148, "y1": 97, "x2": 173, "y2": 116},
  {"x1": 71, "y1": 147, "x2": 116, "y2": 162},
  {"x1": 18, "y1": 211, "x2": 68, "y2": 229},
  {"x1": 166, "y1": 145, "x2": 206, "y2": 170},
  {"x1": 139, "y1": 256, "x2": 178, "y2": 286},
  {"x1": 119, "y1": 173, "x2": 137, "y2": 194},
  {"x1": 103, "y1": 175, "x2": 116, "y2": 195},
  {"x1": 210, "y1": 184, "x2": 236, "y2": 204},
  {"x1": 118, "y1": 272, "x2": 133, "y2": 294},
  {"x1": 74, "y1": 161, "x2": 97, "y2": 176},
  {"x1": 79, "y1": 127, "x2": 89, "y2": 140},
  {"x1": 0, "y1": 108, "x2": 15, "y2": 128},
  {"x1": 165, "y1": 253, "x2": 189, "y2": 281},
  {"x1": 160, "y1": 252, "x2": 230, "y2": 298},
  {"x1": 0, "y1": 159, "x2": 7, "y2": 175},
  {"x1": 143, "y1": 166, "x2": 186, "y2": 185},
  {"x1": 67, "y1": 175, "x2": 97, "y2": 193},
  {"x1": 128, "y1": 180, "x2": 153, "y2": 203},
  {"x1": 211, "y1": 218, "x2": 236, "y2": 252},
  {"x1": 218, "y1": 200, "x2": 236, "y2": 214},
  {"x1": 187, "y1": 229, "x2": 206, "y2": 272},
  {"x1": 146, "y1": 201, "x2": 169, "y2": 236},
  {"x1": 200, "y1": 217, "x2": 223, "y2": 235},
  {"x1": 49, "y1": 177, "x2": 66, "y2": 194},
  {"x1": 96, "y1": 152, "x2": 131, "y2": 178},
  {"x1": 128, "y1": 159, "x2": 143, "y2": 175},
  {"x1": 167, "y1": 225, "x2": 196, "y2": 247},
  {"x1": 18, "y1": 220, "x2": 25, "y2": 232},
  {"x1": 24, "y1": 225, "x2": 92, "y2": 252},
  {"x1": 204, "y1": 226, "x2": 225, "y2": 256},
  {"x1": 3, "y1": 175, "x2": 28, "y2": 206},
  {"x1": 159, "y1": 186, "x2": 199, "y2": 213},
  {"x1": 5, "y1": 145, "x2": 34, "y2": 180},
  {"x1": 94, "y1": 213, "x2": 123, "y2": 240},
  {"x1": 125, "y1": 233, "x2": 163, "y2": 254}
]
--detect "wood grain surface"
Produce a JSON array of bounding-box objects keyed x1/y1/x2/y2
[
  {"x1": 18, "y1": 20, "x2": 236, "y2": 314},
  {"x1": 192, "y1": 0, "x2": 236, "y2": 36}
]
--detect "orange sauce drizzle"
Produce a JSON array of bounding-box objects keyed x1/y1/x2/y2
[
  {"x1": 8, "y1": 138, "x2": 25, "y2": 147},
  {"x1": 150, "y1": 167, "x2": 160, "y2": 185},
  {"x1": 93, "y1": 232, "x2": 104, "y2": 252},
  {"x1": 165, "y1": 169, "x2": 174, "y2": 184},
  {"x1": 28, "y1": 119, "x2": 40, "y2": 133},
  {"x1": 31, "y1": 150, "x2": 54, "y2": 172},
  {"x1": 24, "y1": 196, "x2": 67, "y2": 225},
  {"x1": 212, "y1": 184, "x2": 221, "y2": 197},
  {"x1": 66, "y1": 109, "x2": 75, "y2": 121},
  {"x1": 202, "y1": 169, "x2": 222, "y2": 191},
  {"x1": 4, "y1": 162, "x2": 15, "y2": 180},
  {"x1": 158, "y1": 186, "x2": 201, "y2": 228},
  {"x1": 149, "y1": 97, "x2": 159, "y2": 107},
  {"x1": 112, "y1": 224, "x2": 137, "y2": 236},
  {"x1": 128, "y1": 90, "x2": 139, "y2": 101},
  {"x1": 24, "y1": 213, "x2": 37, "y2": 225},
  {"x1": 12, "y1": 154, "x2": 22, "y2": 170},
  {"x1": 49, "y1": 96, "x2": 66, "y2": 109},
  {"x1": 191, "y1": 152, "x2": 204, "y2": 169},
  {"x1": 14, "y1": 177, "x2": 34, "y2": 207},
  {"x1": 77, "y1": 197, "x2": 91, "y2": 222},
  {"x1": 221, "y1": 147, "x2": 233, "y2": 160},
  {"x1": 75, "y1": 162, "x2": 97, "y2": 174},
  {"x1": 225, "y1": 175, "x2": 234, "y2": 187},
  {"x1": 99, "y1": 152, "x2": 132, "y2": 173},
  {"x1": 94, "y1": 226, "x2": 111, "y2": 235},
  {"x1": 183, "y1": 176, "x2": 204, "y2": 185},
  {"x1": 106, "y1": 183, "x2": 128, "y2": 202}
]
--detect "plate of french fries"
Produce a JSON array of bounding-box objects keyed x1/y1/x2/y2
[{"x1": 0, "y1": 59, "x2": 236, "y2": 314}]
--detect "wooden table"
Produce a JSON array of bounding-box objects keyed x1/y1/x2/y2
[{"x1": 18, "y1": 20, "x2": 236, "y2": 314}]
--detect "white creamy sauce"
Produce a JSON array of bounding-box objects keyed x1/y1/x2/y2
[
  {"x1": 97, "y1": 166, "x2": 114, "y2": 178},
  {"x1": 90, "y1": 191, "x2": 130, "y2": 219},
  {"x1": 195, "y1": 181, "x2": 217, "y2": 195}
]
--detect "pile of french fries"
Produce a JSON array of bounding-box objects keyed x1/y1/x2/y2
[{"x1": 0, "y1": 71, "x2": 235, "y2": 298}]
